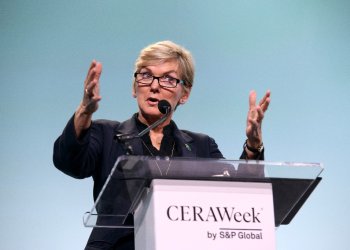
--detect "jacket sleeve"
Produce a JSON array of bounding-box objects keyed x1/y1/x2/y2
[
  {"x1": 207, "y1": 136, "x2": 224, "y2": 158},
  {"x1": 208, "y1": 137, "x2": 265, "y2": 160},
  {"x1": 53, "y1": 114, "x2": 103, "y2": 179},
  {"x1": 239, "y1": 148, "x2": 265, "y2": 160}
]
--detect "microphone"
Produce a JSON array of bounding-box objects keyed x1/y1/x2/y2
[
  {"x1": 115, "y1": 100, "x2": 172, "y2": 142},
  {"x1": 158, "y1": 99, "x2": 171, "y2": 115}
]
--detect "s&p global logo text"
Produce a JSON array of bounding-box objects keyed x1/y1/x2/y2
[
  {"x1": 166, "y1": 205, "x2": 265, "y2": 242},
  {"x1": 166, "y1": 205, "x2": 262, "y2": 224}
]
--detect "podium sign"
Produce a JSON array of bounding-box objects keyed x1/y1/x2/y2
[{"x1": 134, "y1": 179, "x2": 276, "y2": 250}]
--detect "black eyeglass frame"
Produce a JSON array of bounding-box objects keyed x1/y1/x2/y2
[{"x1": 134, "y1": 72, "x2": 185, "y2": 88}]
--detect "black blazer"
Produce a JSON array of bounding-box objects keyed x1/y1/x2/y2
[
  {"x1": 53, "y1": 114, "x2": 225, "y2": 198},
  {"x1": 53, "y1": 114, "x2": 241, "y2": 249}
]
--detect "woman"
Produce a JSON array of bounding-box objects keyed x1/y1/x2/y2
[{"x1": 53, "y1": 41, "x2": 270, "y2": 249}]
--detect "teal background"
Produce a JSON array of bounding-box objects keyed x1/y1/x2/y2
[{"x1": 1, "y1": 0, "x2": 349, "y2": 249}]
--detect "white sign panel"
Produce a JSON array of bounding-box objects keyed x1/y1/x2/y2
[{"x1": 134, "y1": 179, "x2": 275, "y2": 250}]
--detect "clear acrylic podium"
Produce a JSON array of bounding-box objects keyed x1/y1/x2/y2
[{"x1": 83, "y1": 156, "x2": 323, "y2": 250}]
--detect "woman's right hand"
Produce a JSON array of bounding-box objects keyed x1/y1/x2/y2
[
  {"x1": 74, "y1": 60, "x2": 102, "y2": 137},
  {"x1": 82, "y1": 60, "x2": 102, "y2": 114}
]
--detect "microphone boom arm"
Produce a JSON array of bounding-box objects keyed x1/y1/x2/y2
[{"x1": 137, "y1": 108, "x2": 170, "y2": 137}]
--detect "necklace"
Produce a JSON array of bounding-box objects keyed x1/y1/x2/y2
[{"x1": 141, "y1": 140, "x2": 176, "y2": 176}]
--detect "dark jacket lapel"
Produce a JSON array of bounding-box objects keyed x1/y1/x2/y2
[
  {"x1": 115, "y1": 114, "x2": 197, "y2": 157},
  {"x1": 114, "y1": 115, "x2": 143, "y2": 156},
  {"x1": 173, "y1": 124, "x2": 197, "y2": 157}
]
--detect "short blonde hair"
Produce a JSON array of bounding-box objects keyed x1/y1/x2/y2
[{"x1": 133, "y1": 41, "x2": 194, "y2": 92}]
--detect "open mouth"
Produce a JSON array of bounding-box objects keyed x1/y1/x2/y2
[{"x1": 147, "y1": 97, "x2": 159, "y2": 105}]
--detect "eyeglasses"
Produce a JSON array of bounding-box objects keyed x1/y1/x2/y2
[{"x1": 134, "y1": 72, "x2": 184, "y2": 88}]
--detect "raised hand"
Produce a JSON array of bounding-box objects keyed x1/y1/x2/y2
[
  {"x1": 74, "y1": 60, "x2": 102, "y2": 137},
  {"x1": 245, "y1": 90, "x2": 271, "y2": 149},
  {"x1": 82, "y1": 60, "x2": 102, "y2": 114}
]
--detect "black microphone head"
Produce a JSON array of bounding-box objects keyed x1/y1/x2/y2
[{"x1": 158, "y1": 100, "x2": 171, "y2": 114}]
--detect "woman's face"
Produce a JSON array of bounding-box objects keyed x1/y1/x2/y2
[{"x1": 132, "y1": 60, "x2": 190, "y2": 125}]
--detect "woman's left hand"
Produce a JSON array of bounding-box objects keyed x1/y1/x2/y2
[{"x1": 245, "y1": 90, "x2": 271, "y2": 149}]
